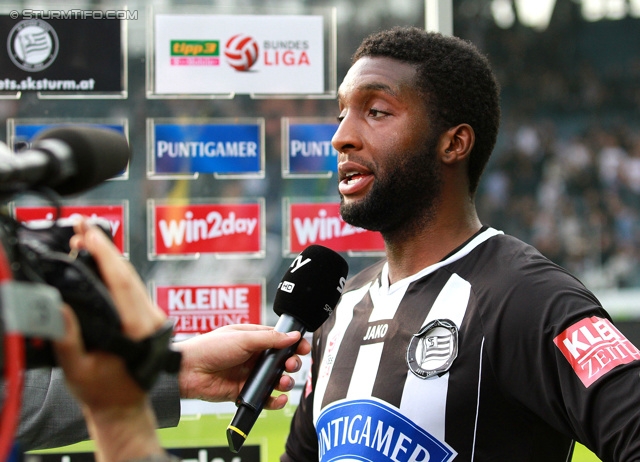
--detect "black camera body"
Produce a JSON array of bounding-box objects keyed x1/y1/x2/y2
[{"x1": 0, "y1": 213, "x2": 121, "y2": 368}]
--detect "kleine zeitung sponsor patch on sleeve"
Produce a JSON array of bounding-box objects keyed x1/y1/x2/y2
[{"x1": 554, "y1": 316, "x2": 640, "y2": 387}]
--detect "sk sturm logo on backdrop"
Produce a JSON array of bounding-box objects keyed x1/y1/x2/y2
[
  {"x1": 7, "y1": 19, "x2": 59, "y2": 71},
  {"x1": 224, "y1": 34, "x2": 259, "y2": 71},
  {"x1": 170, "y1": 40, "x2": 220, "y2": 66}
]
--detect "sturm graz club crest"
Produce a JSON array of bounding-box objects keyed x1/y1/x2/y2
[
  {"x1": 7, "y1": 19, "x2": 59, "y2": 72},
  {"x1": 407, "y1": 319, "x2": 459, "y2": 379}
]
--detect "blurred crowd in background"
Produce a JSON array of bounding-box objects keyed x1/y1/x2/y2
[{"x1": 469, "y1": 2, "x2": 640, "y2": 289}]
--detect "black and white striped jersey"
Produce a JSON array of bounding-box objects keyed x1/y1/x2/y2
[{"x1": 283, "y1": 227, "x2": 640, "y2": 462}]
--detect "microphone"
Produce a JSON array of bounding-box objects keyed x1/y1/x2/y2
[
  {"x1": 0, "y1": 126, "x2": 130, "y2": 196},
  {"x1": 227, "y1": 245, "x2": 348, "y2": 453}
]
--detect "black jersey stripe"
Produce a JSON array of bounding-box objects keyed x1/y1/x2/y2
[
  {"x1": 372, "y1": 270, "x2": 450, "y2": 406},
  {"x1": 320, "y1": 286, "x2": 375, "y2": 408}
]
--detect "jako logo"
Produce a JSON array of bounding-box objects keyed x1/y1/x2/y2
[{"x1": 224, "y1": 34, "x2": 259, "y2": 71}]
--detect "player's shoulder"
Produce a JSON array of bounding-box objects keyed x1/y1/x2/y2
[{"x1": 472, "y1": 231, "x2": 574, "y2": 281}]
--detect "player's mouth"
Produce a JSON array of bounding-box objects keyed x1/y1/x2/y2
[{"x1": 338, "y1": 162, "x2": 373, "y2": 196}]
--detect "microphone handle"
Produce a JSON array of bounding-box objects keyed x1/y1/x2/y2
[
  {"x1": 235, "y1": 313, "x2": 306, "y2": 411},
  {"x1": 227, "y1": 314, "x2": 306, "y2": 452}
]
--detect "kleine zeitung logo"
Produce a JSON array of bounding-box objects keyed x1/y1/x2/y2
[
  {"x1": 156, "y1": 284, "x2": 262, "y2": 334},
  {"x1": 554, "y1": 316, "x2": 640, "y2": 387}
]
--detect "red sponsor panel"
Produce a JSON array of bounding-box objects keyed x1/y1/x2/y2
[
  {"x1": 13, "y1": 205, "x2": 126, "y2": 253},
  {"x1": 288, "y1": 202, "x2": 384, "y2": 253},
  {"x1": 554, "y1": 316, "x2": 640, "y2": 387},
  {"x1": 152, "y1": 203, "x2": 262, "y2": 257},
  {"x1": 155, "y1": 283, "x2": 262, "y2": 335}
]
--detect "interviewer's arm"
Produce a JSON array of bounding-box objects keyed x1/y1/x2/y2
[{"x1": 15, "y1": 369, "x2": 179, "y2": 451}]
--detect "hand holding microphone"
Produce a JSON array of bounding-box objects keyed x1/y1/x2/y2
[{"x1": 227, "y1": 245, "x2": 348, "y2": 452}]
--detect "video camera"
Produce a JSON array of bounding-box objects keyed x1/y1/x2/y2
[
  {"x1": 0, "y1": 125, "x2": 130, "y2": 371},
  {"x1": 0, "y1": 214, "x2": 122, "y2": 368},
  {"x1": 0, "y1": 126, "x2": 179, "y2": 459}
]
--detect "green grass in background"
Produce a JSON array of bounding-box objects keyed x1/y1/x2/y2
[{"x1": 27, "y1": 405, "x2": 603, "y2": 461}]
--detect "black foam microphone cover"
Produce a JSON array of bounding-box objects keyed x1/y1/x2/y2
[
  {"x1": 273, "y1": 244, "x2": 349, "y2": 331},
  {"x1": 226, "y1": 245, "x2": 348, "y2": 453},
  {"x1": 33, "y1": 126, "x2": 130, "y2": 196}
]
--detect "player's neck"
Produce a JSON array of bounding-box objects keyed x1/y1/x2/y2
[{"x1": 383, "y1": 204, "x2": 481, "y2": 285}]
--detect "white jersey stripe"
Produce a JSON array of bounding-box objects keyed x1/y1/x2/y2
[
  {"x1": 471, "y1": 337, "x2": 485, "y2": 462},
  {"x1": 399, "y1": 273, "x2": 472, "y2": 440},
  {"x1": 346, "y1": 342, "x2": 385, "y2": 399},
  {"x1": 313, "y1": 283, "x2": 371, "y2": 422}
]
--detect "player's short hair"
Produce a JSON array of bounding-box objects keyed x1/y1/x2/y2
[{"x1": 353, "y1": 26, "x2": 501, "y2": 195}]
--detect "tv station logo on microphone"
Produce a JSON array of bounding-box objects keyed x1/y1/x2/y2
[
  {"x1": 155, "y1": 283, "x2": 264, "y2": 335},
  {"x1": 148, "y1": 200, "x2": 264, "y2": 260},
  {"x1": 279, "y1": 281, "x2": 295, "y2": 293},
  {"x1": 284, "y1": 201, "x2": 384, "y2": 256}
]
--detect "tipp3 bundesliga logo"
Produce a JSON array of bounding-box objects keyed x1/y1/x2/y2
[
  {"x1": 7, "y1": 19, "x2": 59, "y2": 71},
  {"x1": 169, "y1": 36, "x2": 257, "y2": 70},
  {"x1": 222, "y1": 33, "x2": 313, "y2": 72},
  {"x1": 170, "y1": 40, "x2": 220, "y2": 66},
  {"x1": 224, "y1": 34, "x2": 259, "y2": 71}
]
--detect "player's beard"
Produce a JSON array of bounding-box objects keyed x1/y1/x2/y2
[{"x1": 339, "y1": 134, "x2": 442, "y2": 237}]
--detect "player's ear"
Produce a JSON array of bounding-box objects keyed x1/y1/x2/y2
[{"x1": 439, "y1": 124, "x2": 475, "y2": 165}]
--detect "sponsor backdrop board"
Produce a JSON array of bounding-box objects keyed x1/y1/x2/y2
[
  {"x1": 147, "y1": 198, "x2": 265, "y2": 261},
  {"x1": 0, "y1": 15, "x2": 126, "y2": 98},
  {"x1": 282, "y1": 117, "x2": 338, "y2": 178},
  {"x1": 283, "y1": 198, "x2": 385, "y2": 257},
  {"x1": 7, "y1": 118, "x2": 130, "y2": 180},
  {"x1": 12, "y1": 202, "x2": 129, "y2": 257},
  {"x1": 150, "y1": 12, "x2": 327, "y2": 96},
  {"x1": 147, "y1": 118, "x2": 264, "y2": 179},
  {"x1": 153, "y1": 281, "x2": 265, "y2": 336}
]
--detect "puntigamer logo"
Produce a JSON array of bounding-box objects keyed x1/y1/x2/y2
[{"x1": 170, "y1": 40, "x2": 220, "y2": 66}]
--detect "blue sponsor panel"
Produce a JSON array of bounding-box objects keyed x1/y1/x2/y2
[
  {"x1": 11, "y1": 122, "x2": 129, "y2": 180},
  {"x1": 316, "y1": 399, "x2": 456, "y2": 462},
  {"x1": 287, "y1": 122, "x2": 338, "y2": 175},
  {"x1": 12, "y1": 123, "x2": 126, "y2": 151},
  {"x1": 154, "y1": 123, "x2": 261, "y2": 175}
]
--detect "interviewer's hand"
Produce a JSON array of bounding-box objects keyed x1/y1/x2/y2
[{"x1": 175, "y1": 323, "x2": 310, "y2": 409}]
